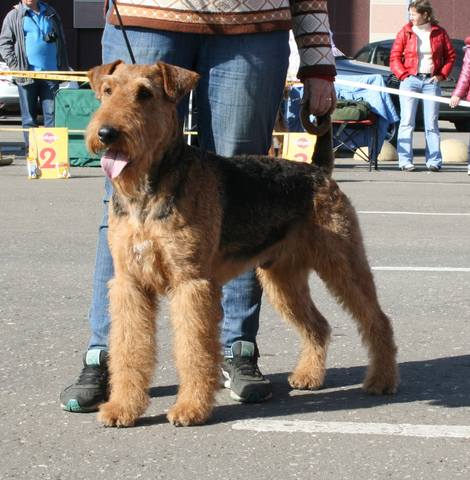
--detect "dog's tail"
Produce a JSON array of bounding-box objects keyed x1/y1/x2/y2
[{"x1": 301, "y1": 106, "x2": 334, "y2": 177}]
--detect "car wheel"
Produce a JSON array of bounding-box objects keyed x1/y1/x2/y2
[{"x1": 453, "y1": 120, "x2": 470, "y2": 132}]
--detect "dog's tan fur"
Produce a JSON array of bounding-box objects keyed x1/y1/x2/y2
[{"x1": 85, "y1": 61, "x2": 399, "y2": 427}]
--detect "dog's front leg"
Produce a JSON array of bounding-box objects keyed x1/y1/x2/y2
[
  {"x1": 167, "y1": 279, "x2": 222, "y2": 426},
  {"x1": 98, "y1": 276, "x2": 157, "y2": 427}
]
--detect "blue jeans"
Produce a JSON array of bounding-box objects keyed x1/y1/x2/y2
[
  {"x1": 88, "y1": 24, "x2": 290, "y2": 353},
  {"x1": 17, "y1": 80, "x2": 59, "y2": 148},
  {"x1": 397, "y1": 75, "x2": 442, "y2": 168}
]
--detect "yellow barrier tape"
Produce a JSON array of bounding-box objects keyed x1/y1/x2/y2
[
  {"x1": 0, "y1": 70, "x2": 88, "y2": 82},
  {"x1": 0, "y1": 127, "x2": 85, "y2": 133},
  {"x1": 0, "y1": 127, "x2": 293, "y2": 136}
]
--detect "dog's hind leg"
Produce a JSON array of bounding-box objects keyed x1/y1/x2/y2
[
  {"x1": 258, "y1": 265, "x2": 331, "y2": 390},
  {"x1": 167, "y1": 279, "x2": 222, "y2": 426},
  {"x1": 98, "y1": 278, "x2": 157, "y2": 427},
  {"x1": 310, "y1": 226, "x2": 399, "y2": 395}
]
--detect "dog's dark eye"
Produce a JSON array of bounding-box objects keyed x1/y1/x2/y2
[
  {"x1": 137, "y1": 87, "x2": 153, "y2": 100},
  {"x1": 103, "y1": 86, "x2": 112, "y2": 96}
]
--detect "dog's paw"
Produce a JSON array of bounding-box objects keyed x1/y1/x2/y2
[
  {"x1": 288, "y1": 370, "x2": 325, "y2": 390},
  {"x1": 167, "y1": 401, "x2": 211, "y2": 427},
  {"x1": 97, "y1": 401, "x2": 137, "y2": 427},
  {"x1": 363, "y1": 368, "x2": 399, "y2": 395}
]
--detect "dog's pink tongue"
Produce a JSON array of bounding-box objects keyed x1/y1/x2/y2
[{"x1": 101, "y1": 150, "x2": 130, "y2": 179}]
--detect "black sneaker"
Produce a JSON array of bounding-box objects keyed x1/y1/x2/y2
[
  {"x1": 222, "y1": 341, "x2": 272, "y2": 403},
  {"x1": 60, "y1": 349, "x2": 109, "y2": 413}
]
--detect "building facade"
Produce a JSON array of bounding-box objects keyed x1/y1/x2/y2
[
  {"x1": 368, "y1": 0, "x2": 469, "y2": 42},
  {"x1": 0, "y1": 0, "x2": 468, "y2": 71}
]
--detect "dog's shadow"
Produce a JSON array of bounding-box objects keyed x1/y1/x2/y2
[{"x1": 138, "y1": 354, "x2": 470, "y2": 427}]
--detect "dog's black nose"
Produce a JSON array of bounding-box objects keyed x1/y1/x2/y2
[{"x1": 98, "y1": 125, "x2": 120, "y2": 145}]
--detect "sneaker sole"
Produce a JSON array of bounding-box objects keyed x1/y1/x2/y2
[
  {"x1": 60, "y1": 399, "x2": 100, "y2": 413},
  {"x1": 222, "y1": 370, "x2": 272, "y2": 403}
]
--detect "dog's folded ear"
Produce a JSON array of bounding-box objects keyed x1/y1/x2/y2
[
  {"x1": 157, "y1": 62, "x2": 200, "y2": 102},
  {"x1": 87, "y1": 60, "x2": 123, "y2": 97}
]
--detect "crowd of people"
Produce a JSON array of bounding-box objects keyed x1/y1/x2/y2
[{"x1": 0, "y1": 0, "x2": 469, "y2": 413}]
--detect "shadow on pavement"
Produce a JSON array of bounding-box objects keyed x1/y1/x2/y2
[{"x1": 138, "y1": 354, "x2": 470, "y2": 427}]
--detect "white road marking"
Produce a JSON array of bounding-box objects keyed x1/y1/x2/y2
[
  {"x1": 347, "y1": 181, "x2": 470, "y2": 187},
  {"x1": 358, "y1": 210, "x2": 470, "y2": 216},
  {"x1": 232, "y1": 419, "x2": 470, "y2": 439},
  {"x1": 372, "y1": 266, "x2": 470, "y2": 272}
]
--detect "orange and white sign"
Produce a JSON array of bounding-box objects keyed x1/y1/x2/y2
[
  {"x1": 281, "y1": 133, "x2": 317, "y2": 163},
  {"x1": 27, "y1": 127, "x2": 70, "y2": 179}
]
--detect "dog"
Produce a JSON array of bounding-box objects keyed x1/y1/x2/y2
[{"x1": 85, "y1": 61, "x2": 399, "y2": 427}]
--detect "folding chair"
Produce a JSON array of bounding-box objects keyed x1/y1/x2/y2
[{"x1": 332, "y1": 111, "x2": 379, "y2": 171}]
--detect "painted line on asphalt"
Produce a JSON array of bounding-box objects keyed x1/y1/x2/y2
[
  {"x1": 347, "y1": 181, "x2": 470, "y2": 187},
  {"x1": 232, "y1": 419, "x2": 470, "y2": 439},
  {"x1": 372, "y1": 266, "x2": 470, "y2": 272},
  {"x1": 359, "y1": 210, "x2": 470, "y2": 216}
]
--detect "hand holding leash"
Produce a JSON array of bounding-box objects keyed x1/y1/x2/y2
[
  {"x1": 300, "y1": 106, "x2": 331, "y2": 136},
  {"x1": 302, "y1": 78, "x2": 337, "y2": 117}
]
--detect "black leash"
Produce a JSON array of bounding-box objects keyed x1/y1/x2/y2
[{"x1": 113, "y1": 0, "x2": 136, "y2": 64}]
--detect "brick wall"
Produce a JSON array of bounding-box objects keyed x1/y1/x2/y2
[{"x1": 369, "y1": 0, "x2": 469, "y2": 45}]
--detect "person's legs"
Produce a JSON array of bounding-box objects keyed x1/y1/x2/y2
[
  {"x1": 38, "y1": 80, "x2": 59, "y2": 127},
  {"x1": 422, "y1": 79, "x2": 442, "y2": 169},
  {"x1": 195, "y1": 31, "x2": 289, "y2": 401},
  {"x1": 87, "y1": 26, "x2": 197, "y2": 342},
  {"x1": 98, "y1": 27, "x2": 289, "y2": 356},
  {"x1": 60, "y1": 178, "x2": 113, "y2": 412},
  {"x1": 17, "y1": 81, "x2": 39, "y2": 149},
  {"x1": 63, "y1": 24, "x2": 290, "y2": 410},
  {"x1": 87, "y1": 26, "x2": 199, "y2": 349},
  {"x1": 88, "y1": 177, "x2": 114, "y2": 349},
  {"x1": 397, "y1": 76, "x2": 420, "y2": 169},
  {"x1": 196, "y1": 31, "x2": 289, "y2": 350}
]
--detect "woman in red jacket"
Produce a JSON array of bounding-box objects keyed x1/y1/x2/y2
[
  {"x1": 390, "y1": 0, "x2": 456, "y2": 171},
  {"x1": 450, "y1": 37, "x2": 470, "y2": 175}
]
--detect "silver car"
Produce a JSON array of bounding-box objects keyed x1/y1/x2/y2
[{"x1": 0, "y1": 61, "x2": 19, "y2": 114}]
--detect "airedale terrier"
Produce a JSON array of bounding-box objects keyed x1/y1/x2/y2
[{"x1": 85, "y1": 61, "x2": 399, "y2": 427}]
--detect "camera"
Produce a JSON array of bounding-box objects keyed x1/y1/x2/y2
[{"x1": 44, "y1": 32, "x2": 57, "y2": 43}]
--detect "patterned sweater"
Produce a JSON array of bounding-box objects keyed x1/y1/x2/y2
[{"x1": 105, "y1": 0, "x2": 336, "y2": 80}]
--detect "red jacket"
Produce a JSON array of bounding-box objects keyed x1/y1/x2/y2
[
  {"x1": 390, "y1": 22, "x2": 456, "y2": 81},
  {"x1": 452, "y1": 37, "x2": 470, "y2": 101}
]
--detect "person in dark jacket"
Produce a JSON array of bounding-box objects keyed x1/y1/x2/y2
[
  {"x1": 0, "y1": 0, "x2": 69, "y2": 150},
  {"x1": 390, "y1": 0, "x2": 455, "y2": 172},
  {"x1": 450, "y1": 37, "x2": 470, "y2": 175}
]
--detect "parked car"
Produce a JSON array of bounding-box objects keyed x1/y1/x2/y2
[
  {"x1": 353, "y1": 39, "x2": 470, "y2": 131},
  {"x1": 336, "y1": 55, "x2": 398, "y2": 81},
  {"x1": 0, "y1": 61, "x2": 20, "y2": 114}
]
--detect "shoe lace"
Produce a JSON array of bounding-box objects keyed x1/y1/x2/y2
[
  {"x1": 231, "y1": 357, "x2": 262, "y2": 378},
  {"x1": 77, "y1": 364, "x2": 108, "y2": 385}
]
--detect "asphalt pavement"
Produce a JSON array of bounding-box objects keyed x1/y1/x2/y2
[{"x1": 1, "y1": 125, "x2": 470, "y2": 480}]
